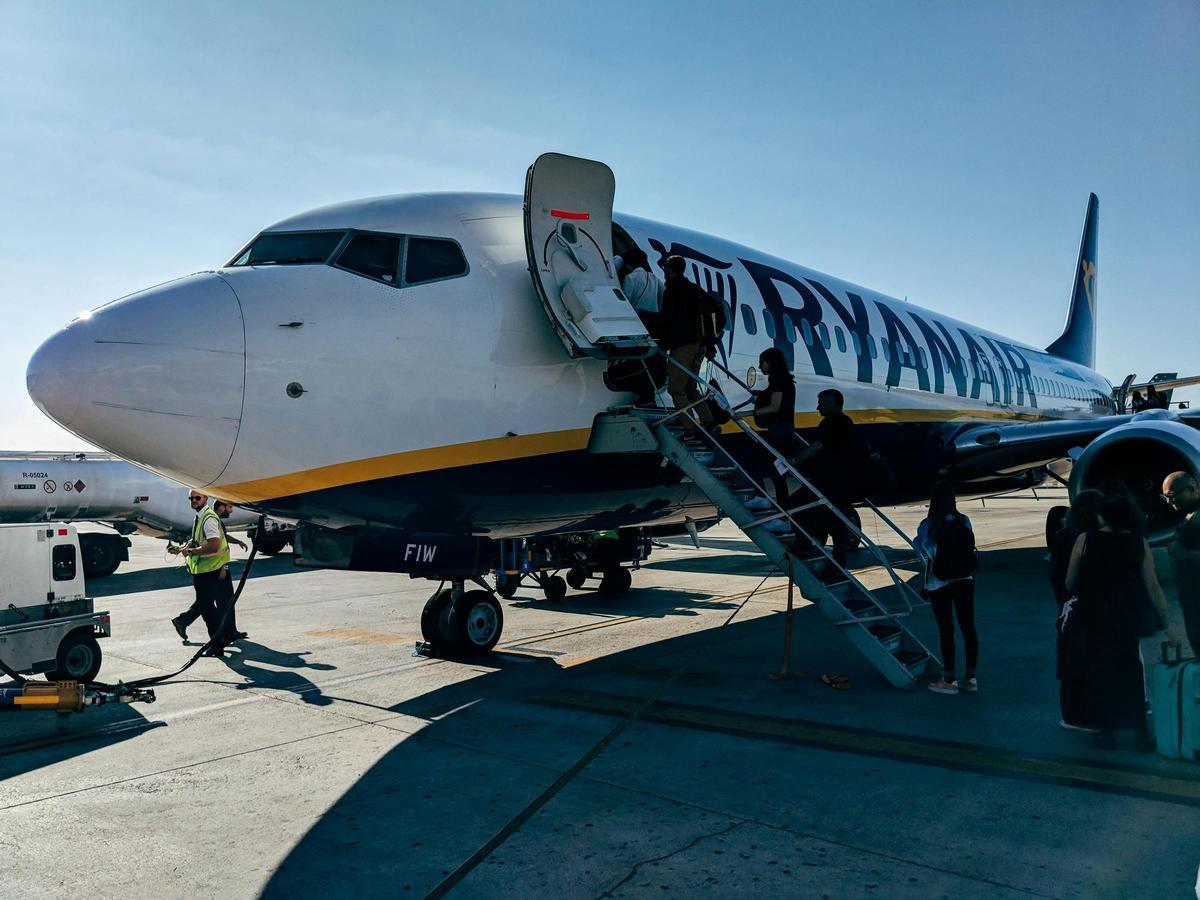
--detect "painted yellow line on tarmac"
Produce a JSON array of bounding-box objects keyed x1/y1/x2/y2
[{"x1": 540, "y1": 690, "x2": 1200, "y2": 808}]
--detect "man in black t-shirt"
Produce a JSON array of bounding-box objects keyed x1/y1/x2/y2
[{"x1": 793, "y1": 389, "x2": 861, "y2": 570}]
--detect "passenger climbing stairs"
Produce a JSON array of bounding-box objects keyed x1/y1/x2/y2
[{"x1": 588, "y1": 358, "x2": 939, "y2": 689}]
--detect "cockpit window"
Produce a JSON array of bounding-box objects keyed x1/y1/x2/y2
[
  {"x1": 336, "y1": 233, "x2": 401, "y2": 284},
  {"x1": 404, "y1": 238, "x2": 468, "y2": 285},
  {"x1": 229, "y1": 231, "x2": 345, "y2": 267}
]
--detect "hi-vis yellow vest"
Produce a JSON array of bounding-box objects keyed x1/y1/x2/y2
[{"x1": 187, "y1": 506, "x2": 230, "y2": 575}]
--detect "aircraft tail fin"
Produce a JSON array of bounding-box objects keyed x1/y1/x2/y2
[{"x1": 1046, "y1": 193, "x2": 1099, "y2": 369}]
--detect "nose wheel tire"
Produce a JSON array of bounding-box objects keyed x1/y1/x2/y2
[
  {"x1": 420, "y1": 589, "x2": 460, "y2": 653},
  {"x1": 598, "y1": 567, "x2": 632, "y2": 596},
  {"x1": 449, "y1": 591, "x2": 504, "y2": 655}
]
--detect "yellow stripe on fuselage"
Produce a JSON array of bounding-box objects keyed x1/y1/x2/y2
[{"x1": 212, "y1": 407, "x2": 1060, "y2": 503}]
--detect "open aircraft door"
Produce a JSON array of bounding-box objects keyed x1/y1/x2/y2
[{"x1": 524, "y1": 153, "x2": 656, "y2": 359}]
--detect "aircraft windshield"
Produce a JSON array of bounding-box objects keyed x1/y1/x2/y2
[{"x1": 229, "y1": 231, "x2": 345, "y2": 267}]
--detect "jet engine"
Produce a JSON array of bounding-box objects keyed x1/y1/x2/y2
[{"x1": 1069, "y1": 411, "x2": 1200, "y2": 542}]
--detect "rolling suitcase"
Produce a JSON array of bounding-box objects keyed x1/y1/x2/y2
[{"x1": 1151, "y1": 642, "x2": 1200, "y2": 761}]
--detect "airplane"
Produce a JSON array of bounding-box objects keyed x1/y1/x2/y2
[{"x1": 26, "y1": 153, "x2": 1200, "y2": 656}]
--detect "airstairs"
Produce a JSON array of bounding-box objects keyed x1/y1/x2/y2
[{"x1": 588, "y1": 357, "x2": 939, "y2": 689}]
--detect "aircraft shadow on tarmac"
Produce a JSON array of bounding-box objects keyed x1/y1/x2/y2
[
  {"x1": 88, "y1": 554, "x2": 300, "y2": 597},
  {"x1": 255, "y1": 540, "x2": 1199, "y2": 896},
  {"x1": 0, "y1": 700, "x2": 160, "y2": 780}
]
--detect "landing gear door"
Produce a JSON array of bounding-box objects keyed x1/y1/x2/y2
[{"x1": 524, "y1": 153, "x2": 655, "y2": 358}]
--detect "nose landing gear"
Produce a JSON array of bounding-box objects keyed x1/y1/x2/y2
[{"x1": 417, "y1": 580, "x2": 504, "y2": 658}]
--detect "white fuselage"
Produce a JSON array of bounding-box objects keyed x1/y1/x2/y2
[{"x1": 27, "y1": 193, "x2": 1114, "y2": 535}]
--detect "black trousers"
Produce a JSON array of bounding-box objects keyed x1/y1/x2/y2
[
  {"x1": 928, "y1": 579, "x2": 978, "y2": 678},
  {"x1": 180, "y1": 568, "x2": 237, "y2": 643}
]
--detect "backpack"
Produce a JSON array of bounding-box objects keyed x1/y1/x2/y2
[{"x1": 931, "y1": 514, "x2": 978, "y2": 580}]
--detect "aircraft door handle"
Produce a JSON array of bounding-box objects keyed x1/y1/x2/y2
[
  {"x1": 554, "y1": 232, "x2": 588, "y2": 273},
  {"x1": 278, "y1": 321, "x2": 304, "y2": 328}
]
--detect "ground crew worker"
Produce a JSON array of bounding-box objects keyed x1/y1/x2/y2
[
  {"x1": 1163, "y1": 471, "x2": 1200, "y2": 654},
  {"x1": 660, "y1": 255, "x2": 719, "y2": 437},
  {"x1": 169, "y1": 489, "x2": 233, "y2": 656}
]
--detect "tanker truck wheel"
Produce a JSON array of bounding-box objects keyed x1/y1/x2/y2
[{"x1": 80, "y1": 535, "x2": 120, "y2": 578}]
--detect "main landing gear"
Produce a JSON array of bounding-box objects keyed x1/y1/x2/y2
[{"x1": 418, "y1": 580, "x2": 504, "y2": 658}]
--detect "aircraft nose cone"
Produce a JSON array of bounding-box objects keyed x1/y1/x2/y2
[
  {"x1": 27, "y1": 273, "x2": 246, "y2": 487},
  {"x1": 26, "y1": 324, "x2": 85, "y2": 429}
]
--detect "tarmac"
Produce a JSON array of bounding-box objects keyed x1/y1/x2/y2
[{"x1": 2, "y1": 485, "x2": 1198, "y2": 899}]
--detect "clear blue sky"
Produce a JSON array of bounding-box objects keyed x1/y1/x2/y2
[{"x1": 2, "y1": 1, "x2": 1197, "y2": 448}]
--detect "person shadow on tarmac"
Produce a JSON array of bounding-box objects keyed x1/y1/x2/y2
[{"x1": 219, "y1": 640, "x2": 337, "y2": 706}]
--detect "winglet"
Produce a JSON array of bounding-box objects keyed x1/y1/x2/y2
[{"x1": 1046, "y1": 193, "x2": 1099, "y2": 369}]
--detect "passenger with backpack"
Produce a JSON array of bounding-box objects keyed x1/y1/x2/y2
[{"x1": 916, "y1": 481, "x2": 980, "y2": 695}]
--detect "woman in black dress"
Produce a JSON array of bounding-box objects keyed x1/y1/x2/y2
[{"x1": 1064, "y1": 493, "x2": 1179, "y2": 750}]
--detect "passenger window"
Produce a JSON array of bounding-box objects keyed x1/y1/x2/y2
[
  {"x1": 881, "y1": 340, "x2": 891, "y2": 362},
  {"x1": 52, "y1": 544, "x2": 76, "y2": 581},
  {"x1": 800, "y1": 319, "x2": 813, "y2": 346},
  {"x1": 739, "y1": 305, "x2": 758, "y2": 335},
  {"x1": 817, "y1": 323, "x2": 830, "y2": 350},
  {"x1": 835, "y1": 327, "x2": 846, "y2": 353},
  {"x1": 762, "y1": 310, "x2": 776, "y2": 339},
  {"x1": 850, "y1": 332, "x2": 860, "y2": 355},
  {"x1": 867, "y1": 336, "x2": 877, "y2": 359},
  {"x1": 918, "y1": 348, "x2": 927, "y2": 368},
  {"x1": 336, "y1": 233, "x2": 401, "y2": 284},
  {"x1": 405, "y1": 238, "x2": 468, "y2": 285},
  {"x1": 230, "y1": 230, "x2": 345, "y2": 267},
  {"x1": 782, "y1": 314, "x2": 796, "y2": 343}
]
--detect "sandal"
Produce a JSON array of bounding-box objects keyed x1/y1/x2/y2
[{"x1": 820, "y1": 673, "x2": 852, "y2": 690}]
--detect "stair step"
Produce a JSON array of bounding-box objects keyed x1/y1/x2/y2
[
  {"x1": 893, "y1": 649, "x2": 929, "y2": 674},
  {"x1": 841, "y1": 595, "x2": 877, "y2": 617},
  {"x1": 867, "y1": 624, "x2": 903, "y2": 653}
]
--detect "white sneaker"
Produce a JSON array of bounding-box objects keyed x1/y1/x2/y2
[
  {"x1": 927, "y1": 678, "x2": 959, "y2": 695},
  {"x1": 743, "y1": 496, "x2": 774, "y2": 511},
  {"x1": 1058, "y1": 719, "x2": 1100, "y2": 734},
  {"x1": 961, "y1": 676, "x2": 978, "y2": 693}
]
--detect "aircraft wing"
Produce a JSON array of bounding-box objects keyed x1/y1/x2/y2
[{"x1": 951, "y1": 409, "x2": 1200, "y2": 477}]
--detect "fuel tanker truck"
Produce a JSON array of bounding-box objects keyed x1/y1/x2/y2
[{"x1": 0, "y1": 451, "x2": 293, "y2": 577}]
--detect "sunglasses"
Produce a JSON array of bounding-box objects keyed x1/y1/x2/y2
[{"x1": 188, "y1": 496, "x2": 204, "y2": 502}]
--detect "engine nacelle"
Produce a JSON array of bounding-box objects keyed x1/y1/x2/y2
[{"x1": 1070, "y1": 411, "x2": 1200, "y2": 542}]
